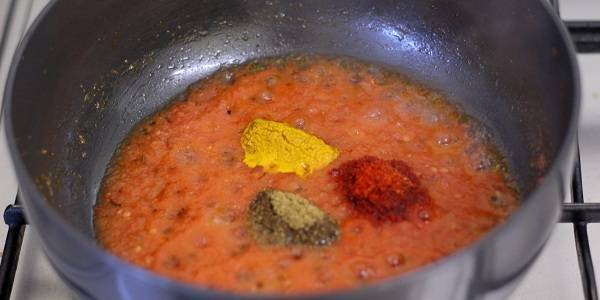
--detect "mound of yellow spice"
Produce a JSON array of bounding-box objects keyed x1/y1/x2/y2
[{"x1": 240, "y1": 119, "x2": 339, "y2": 176}]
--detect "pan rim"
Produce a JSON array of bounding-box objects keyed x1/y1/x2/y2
[{"x1": 1, "y1": 0, "x2": 581, "y2": 298}]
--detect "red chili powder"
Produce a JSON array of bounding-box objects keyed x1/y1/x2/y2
[{"x1": 331, "y1": 156, "x2": 434, "y2": 223}]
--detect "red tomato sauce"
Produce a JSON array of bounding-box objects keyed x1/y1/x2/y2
[{"x1": 94, "y1": 55, "x2": 518, "y2": 294}]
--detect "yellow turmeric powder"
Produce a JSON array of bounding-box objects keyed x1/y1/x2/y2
[{"x1": 241, "y1": 119, "x2": 339, "y2": 176}]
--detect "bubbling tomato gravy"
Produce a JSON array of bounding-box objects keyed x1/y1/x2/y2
[{"x1": 94, "y1": 55, "x2": 518, "y2": 294}]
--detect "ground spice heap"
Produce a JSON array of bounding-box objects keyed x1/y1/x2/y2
[
  {"x1": 249, "y1": 189, "x2": 340, "y2": 246},
  {"x1": 241, "y1": 119, "x2": 339, "y2": 176},
  {"x1": 332, "y1": 156, "x2": 433, "y2": 223}
]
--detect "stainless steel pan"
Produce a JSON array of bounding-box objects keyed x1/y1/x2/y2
[{"x1": 3, "y1": 0, "x2": 579, "y2": 299}]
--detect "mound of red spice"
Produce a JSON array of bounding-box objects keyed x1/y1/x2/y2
[{"x1": 331, "y1": 156, "x2": 433, "y2": 223}]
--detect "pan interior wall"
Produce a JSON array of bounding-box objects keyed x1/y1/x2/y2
[{"x1": 8, "y1": 0, "x2": 575, "y2": 237}]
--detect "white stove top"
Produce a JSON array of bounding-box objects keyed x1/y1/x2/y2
[{"x1": 0, "y1": 0, "x2": 598, "y2": 299}]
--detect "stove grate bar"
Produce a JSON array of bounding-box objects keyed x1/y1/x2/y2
[
  {"x1": 570, "y1": 150, "x2": 598, "y2": 300},
  {"x1": 0, "y1": 200, "x2": 24, "y2": 300},
  {"x1": 567, "y1": 21, "x2": 600, "y2": 53}
]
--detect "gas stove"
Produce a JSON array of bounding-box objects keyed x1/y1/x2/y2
[{"x1": 0, "y1": 0, "x2": 598, "y2": 299}]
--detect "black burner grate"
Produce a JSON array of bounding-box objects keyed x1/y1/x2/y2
[
  {"x1": 563, "y1": 152, "x2": 599, "y2": 300},
  {"x1": 551, "y1": 2, "x2": 600, "y2": 300},
  {"x1": 0, "y1": 1, "x2": 599, "y2": 299}
]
